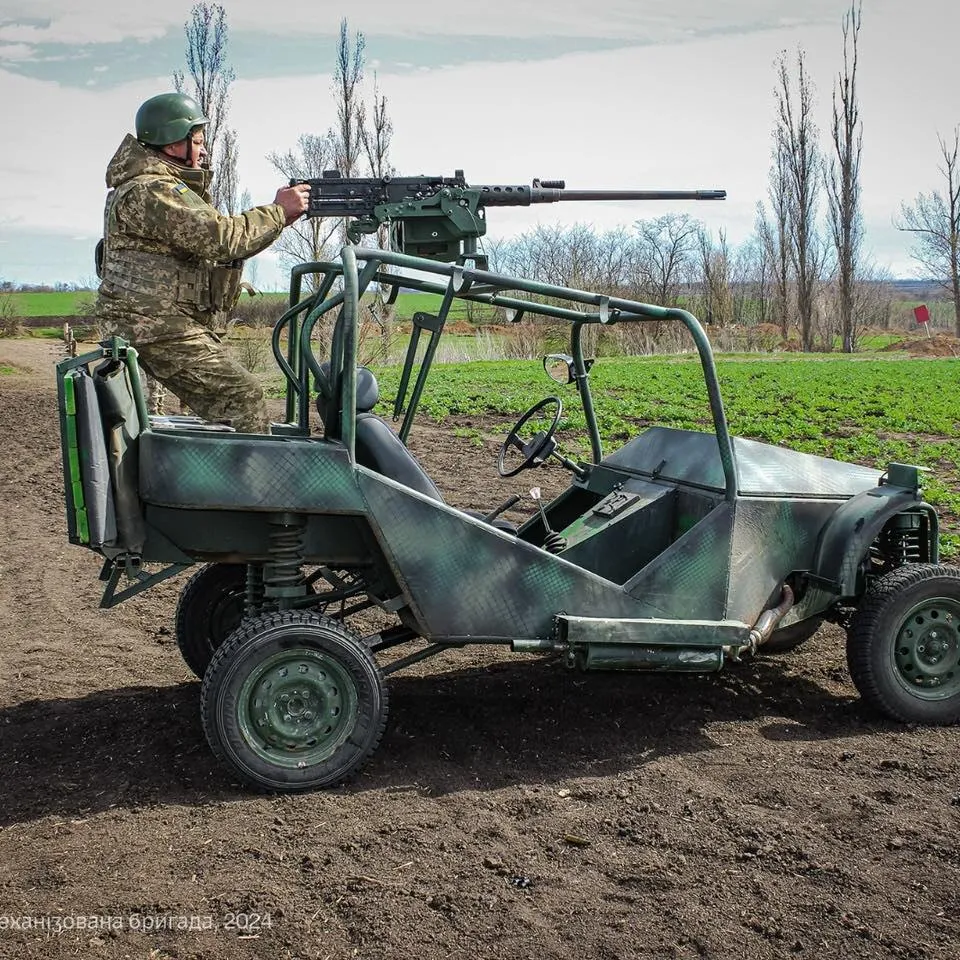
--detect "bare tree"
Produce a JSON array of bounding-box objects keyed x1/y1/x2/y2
[
  {"x1": 854, "y1": 264, "x2": 897, "y2": 331},
  {"x1": 333, "y1": 19, "x2": 365, "y2": 178},
  {"x1": 267, "y1": 132, "x2": 339, "y2": 291},
  {"x1": 775, "y1": 48, "x2": 826, "y2": 351},
  {"x1": 357, "y1": 73, "x2": 396, "y2": 361},
  {"x1": 173, "y1": 2, "x2": 237, "y2": 213},
  {"x1": 826, "y1": 2, "x2": 864, "y2": 352},
  {"x1": 633, "y1": 213, "x2": 699, "y2": 306},
  {"x1": 217, "y1": 127, "x2": 240, "y2": 214},
  {"x1": 732, "y1": 237, "x2": 771, "y2": 326},
  {"x1": 758, "y1": 142, "x2": 793, "y2": 339},
  {"x1": 358, "y1": 76, "x2": 393, "y2": 180},
  {"x1": 896, "y1": 128, "x2": 960, "y2": 337},
  {"x1": 696, "y1": 228, "x2": 734, "y2": 328}
]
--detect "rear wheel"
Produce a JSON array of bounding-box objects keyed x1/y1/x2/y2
[
  {"x1": 201, "y1": 611, "x2": 388, "y2": 792},
  {"x1": 847, "y1": 564, "x2": 960, "y2": 724},
  {"x1": 175, "y1": 563, "x2": 247, "y2": 678}
]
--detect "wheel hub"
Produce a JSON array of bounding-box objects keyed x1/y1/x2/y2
[
  {"x1": 894, "y1": 599, "x2": 960, "y2": 699},
  {"x1": 237, "y1": 650, "x2": 359, "y2": 766}
]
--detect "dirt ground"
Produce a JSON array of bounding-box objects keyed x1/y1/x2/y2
[
  {"x1": 1, "y1": 337, "x2": 959, "y2": 960},
  {"x1": 883, "y1": 333, "x2": 960, "y2": 358}
]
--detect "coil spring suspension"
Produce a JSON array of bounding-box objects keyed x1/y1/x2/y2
[
  {"x1": 879, "y1": 513, "x2": 925, "y2": 569},
  {"x1": 264, "y1": 512, "x2": 307, "y2": 605}
]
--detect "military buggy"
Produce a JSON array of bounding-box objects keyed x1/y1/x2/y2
[{"x1": 56, "y1": 180, "x2": 960, "y2": 792}]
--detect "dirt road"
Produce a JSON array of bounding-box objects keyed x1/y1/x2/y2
[{"x1": 1, "y1": 338, "x2": 958, "y2": 959}]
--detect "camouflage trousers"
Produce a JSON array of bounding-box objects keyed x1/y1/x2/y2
[{"x1": 134, "y1": 326, "x2": 270, "y2": 434}]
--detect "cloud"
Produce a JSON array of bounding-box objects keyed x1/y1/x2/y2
[
  {"x1": 0, "y1": 2, "x2": 177, "y2": 44},
  {"x1": 0, "y1": 0, "x2": 850, "y2": 50},
  {"x1": 0, "y1": 42, "x2": 35, "y2": 62}
]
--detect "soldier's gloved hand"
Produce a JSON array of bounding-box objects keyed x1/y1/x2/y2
[{"x1": 275, "y1": 183, "x2": 311, "y2": 225}]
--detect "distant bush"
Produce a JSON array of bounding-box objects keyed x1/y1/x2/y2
[
  {"x1": 232, "y1": 293, "x2": 287, "y2": 329},
  {"x1": 0, "y1": 293, "x2": 23, "y2": 337}
]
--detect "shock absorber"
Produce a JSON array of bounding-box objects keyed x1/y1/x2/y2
[
  {"x1": 245, "y1": 563, "x2": 265, "y2": 617},
  {"x1": 882, "y1": 512, "x2": 924, "y2": 568},
  {"x1": 263, "y1": 512, "x2": 308, "y2": 607}
]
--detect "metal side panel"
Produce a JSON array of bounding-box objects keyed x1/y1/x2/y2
[
  {"x1": 139, "y1": 431, "x2": 365, "y2": 513},
  {"x1": 725, "y1": 497, "x2": 840, "y2": 624},
  {"x1": 356, "y1": 469, "x2": 650, "y2": 642}
]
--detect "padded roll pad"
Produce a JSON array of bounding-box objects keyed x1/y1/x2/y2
[
  {"x1": 93, "y1": 359, "x2": 147, "y2": 553},
  {"x1": 73, "y1": 370, "x2": 118, "y2": 547},
  {"x1": 315, "y1": 362, "x2": 381, "y2": 423}
]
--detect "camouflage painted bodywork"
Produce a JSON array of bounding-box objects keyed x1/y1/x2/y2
[
  {"x1": 125, "y1": 419, "x2": 930, "y2": 655},
  {"x1": 56, "y1": 245, "x2": 940, "y2": 670}
]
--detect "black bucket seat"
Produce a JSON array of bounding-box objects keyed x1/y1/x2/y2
[{"x1": 316, "y1": 364, "x2": 516, "y2": 533}]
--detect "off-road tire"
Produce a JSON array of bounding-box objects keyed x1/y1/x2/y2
[
  {"x1": 201, "y1": 611, "x2": 388, "y2": 792},
  {"x1": 762, "y1": 617, "x2": 824, "y2": 654},
  {"x1": 847, "y1": 563, "x2": 960, "y2": 724},
  {"x1": 174, "y1": 563, "x2": 247, "y2": 678}
]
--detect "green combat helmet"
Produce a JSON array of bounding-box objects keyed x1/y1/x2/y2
[{"x1": 135, "y1": 92, "x2": 208, "y2": 147}]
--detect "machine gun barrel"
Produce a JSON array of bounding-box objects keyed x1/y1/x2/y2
[
  {"x1": 291, "y1": 170, "x2": 727, "y2": 261},
  {"x1": 476, "y1": 184, "x2": 727, "y2": 205}
]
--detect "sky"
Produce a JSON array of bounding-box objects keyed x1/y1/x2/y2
[{"x1": 1, "y1": 0, "x2": 958, "y2": 289}]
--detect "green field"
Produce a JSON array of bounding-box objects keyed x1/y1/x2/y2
[
  {"x1": 2, "y1": 288, "x2": 481, "y2": 321},
  {"x1": 5, "y1": 291, "x2": 96, "y2": 316},
  {"x1": 267, "y1": 354, "x2": 960, "y2": 557}
]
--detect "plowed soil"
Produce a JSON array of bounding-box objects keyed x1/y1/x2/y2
[{"x1": 1, "y1": 338, "x2": 958, "y2": 960}]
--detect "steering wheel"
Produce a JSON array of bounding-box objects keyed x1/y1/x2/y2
[{"x1": 497, "y1": 397, "x2": 563, "y2": 477}]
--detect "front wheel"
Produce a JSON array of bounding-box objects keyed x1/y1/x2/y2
[
  {"x1": 201, "y1": 612, "x2": 388, "y2": 792},
  {"x1": 847, "y1": 564, "x2": 960, "y2": 724}
]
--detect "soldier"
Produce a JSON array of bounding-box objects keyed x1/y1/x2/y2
[{"x1": 95, "y1": 92, "x2": 310, "y2": 433}]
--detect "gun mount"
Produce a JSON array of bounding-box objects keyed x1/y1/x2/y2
[{"x1": 292, "y1": 170, "x2": 726, "y2": 264}]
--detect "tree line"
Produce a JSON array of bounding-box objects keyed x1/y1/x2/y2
[{"x1": 495, "y1": 3, "x2": 957, "y2": 348}]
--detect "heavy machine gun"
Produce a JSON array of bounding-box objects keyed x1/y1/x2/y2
[{"x1": 292, "y1": 170, "x2": 726, "y2": 263}]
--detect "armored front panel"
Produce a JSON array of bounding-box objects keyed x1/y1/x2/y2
[{"x1": 357, "y1": 470, "x2": 652, "y2": 642}]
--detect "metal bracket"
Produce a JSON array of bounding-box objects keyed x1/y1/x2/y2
[
  {"x1": 598, "y1": 296, "x2": 610, "y2": 324},
  {"x1": 99, "y1": 558, "x2": 191, "y2": 609}
]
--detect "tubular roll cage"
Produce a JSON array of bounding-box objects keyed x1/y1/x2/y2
[{"x1": 274, "y1": 245, "x2": 741, "y2": 503}]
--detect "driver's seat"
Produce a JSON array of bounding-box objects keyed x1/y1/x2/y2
[{"x1": 316, "y1": 364, "x2": 516, "y2": 533}]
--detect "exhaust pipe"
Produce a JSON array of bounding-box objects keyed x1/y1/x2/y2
[{"x1": 733, "y1": 584, "x2": 795, "y2": 659}]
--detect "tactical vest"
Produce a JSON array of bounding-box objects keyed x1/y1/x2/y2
[{"x1": 97, "y1": 177, "x2": 243, "y2": 313}]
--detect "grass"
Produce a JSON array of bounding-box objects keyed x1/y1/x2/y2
[
  {"x1": 6, "y1": 291, "x2": 96, "y2": 316},
  {"x1": 5, "y1": 288, "x2": 489, "y2": 322},
  {"x1": 28, "y1": 325, "x2": 93, "y2": 339}
]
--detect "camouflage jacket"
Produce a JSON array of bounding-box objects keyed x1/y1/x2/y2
[{"x1": 96, "y1": 134, "x2": 286, "y2": 339}]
